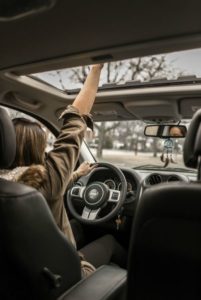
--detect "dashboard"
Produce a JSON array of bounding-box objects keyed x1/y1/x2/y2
[{"x1": 74, "y1": 166, "x2": 197, "y2": 216}]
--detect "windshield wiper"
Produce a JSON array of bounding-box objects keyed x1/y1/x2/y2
[{"x1": 134, "y1": 164, "x2": 196, "y2": 173}]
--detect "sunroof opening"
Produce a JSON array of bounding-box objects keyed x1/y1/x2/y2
[{"x1": 31, "y1": 48, "x2": 201, "y2": 92}]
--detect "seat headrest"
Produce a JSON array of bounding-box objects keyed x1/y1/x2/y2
[
  {"x1": 0, "y1": 107, "x2": 16, "y2": 168},
  {"x1": 184, "y1": 108, "x2": 201, "y2": 168}
]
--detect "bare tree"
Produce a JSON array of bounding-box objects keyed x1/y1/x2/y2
[
  {"x1": 70, "y1": 55, "x2": 182, "y2": 85},
  {"x1": 55, "y1": 70, "x2": 66, "y2": 90},
  {"x1": 39, "y1": 55, "x2": 185, "y2": 91},
  {"x1": 95, "y1": 122, "x2": 120, "y2": 158},
  {"x1": 71, "y1": 66, "x2": 90, "y2": 84}
]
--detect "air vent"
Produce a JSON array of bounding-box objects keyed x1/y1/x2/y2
[
  {"x1": 147, "y1": 174, "x2": 162, "y2": 185},
  {"x1": 167, "y1": 175, "x2": 180, "y2": 182}
]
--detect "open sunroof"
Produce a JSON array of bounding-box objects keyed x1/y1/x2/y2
[{"x1": 30, "y1": 47, "x2": 201, "y2": 92}]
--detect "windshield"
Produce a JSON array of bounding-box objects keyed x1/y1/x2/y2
[{"x1": 86, "y1": 120, "x2": 195, "y2": 172}]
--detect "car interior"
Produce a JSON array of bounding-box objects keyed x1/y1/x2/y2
[{"x1": 1, "y1": 1, "x2": 201, "y2": 299}]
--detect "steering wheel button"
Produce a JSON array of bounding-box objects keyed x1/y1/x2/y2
[
  {"x1": 112, "y1": 192, "x2": 119, "y2": 200},
  {"x1": 82, "y1": 207, "x2": 91, "y2": 219},
  {"x1": 108, "y1": 190, "x2": 120, "y2": 202},
  {"x1": 72, "y1": 188, "x2": 79, "y2": 195}
]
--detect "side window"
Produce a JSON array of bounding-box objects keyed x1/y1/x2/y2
[{"x1": 6, "y1": 107, "x2": 56, "y2": 152}]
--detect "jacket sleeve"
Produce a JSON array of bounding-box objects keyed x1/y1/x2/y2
[
  {"x1": 66, "y1": 171, "x2": 80, "y2": 189},
  {"x1": 44, "y1": 105, "x2": 93, "y2": 201}
]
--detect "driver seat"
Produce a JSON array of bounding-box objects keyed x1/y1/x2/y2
[
  {"x1": 127, "y1": 109, "x2": 201, "y2": 300},
  {"x1": 0, "y1": 107, "x2": 126, "y2": 300}
]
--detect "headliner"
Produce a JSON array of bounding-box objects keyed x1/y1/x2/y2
[{"x1": 1, "y1": 0, "x2": 201, "y2": 73}]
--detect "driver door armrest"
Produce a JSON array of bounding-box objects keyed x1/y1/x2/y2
[{"x1": 58, "y1": 265, "x2": 127, "y2": 300}]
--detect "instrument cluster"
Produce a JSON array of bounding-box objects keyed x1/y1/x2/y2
[{"x1": 104, "y1": 179, "x2": 133, "y2": 192}]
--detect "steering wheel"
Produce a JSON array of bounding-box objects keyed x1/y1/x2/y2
[{"x1": 67, "y1": 162, "x2": 127, "y2": 224}]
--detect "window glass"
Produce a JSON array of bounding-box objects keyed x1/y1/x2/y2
[
  {"x1": 86, "y1": 120, "x2": 195, "y2": 172},
  {"x1": 5, "y1": 107, "x2": 56, "y2": 152}
]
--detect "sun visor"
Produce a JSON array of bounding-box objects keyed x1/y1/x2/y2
[
  {"x1": 180, "y1": 98, "x2": 201, "y2": 118},
  {"x1": 91, "y1": 103, "x2": 134, "y2": 121},
  {"x1": 124, "y1": 100, "x2": 180, "y2": 123}
]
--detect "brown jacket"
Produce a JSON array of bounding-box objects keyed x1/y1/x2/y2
[{"x1": 12, "y1": 106, "x2": 92, "y2": 247}]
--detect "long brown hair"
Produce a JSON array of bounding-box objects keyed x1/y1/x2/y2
[{"x1": 12, "y1": 118, "x2": 47, "y2": 167}]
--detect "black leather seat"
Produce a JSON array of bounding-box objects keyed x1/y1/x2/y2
[
  {"x1": 0, "y1": 107, "x2": 126, "y2": 300},
  {"x1": 127, "y1": 109, "x2": 201, "y2": 300}
]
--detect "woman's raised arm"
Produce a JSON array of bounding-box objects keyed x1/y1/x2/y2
[{"x1": 72, "y1": 64, "x2": 103, "y2": 115}]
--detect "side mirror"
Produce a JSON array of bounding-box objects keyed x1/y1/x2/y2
[{"x1": 144, "y1": 125, "x2": 187, "y2": 138}]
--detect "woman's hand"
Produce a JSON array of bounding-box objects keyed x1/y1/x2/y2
[
  {"x1": 76, "y1": 161, "x2": 97, "y2": 177},
  {"x1": 91, "y1": 63, "x2": 104, "y2": 70}
]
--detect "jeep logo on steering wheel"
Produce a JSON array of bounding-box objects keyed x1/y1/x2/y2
[{"x1": 89, "y1": 189, "x2": 99, "y2": 200}]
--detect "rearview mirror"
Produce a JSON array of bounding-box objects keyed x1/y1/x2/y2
[{"x1": 144, "y1": 125, "x2": 187, "y2": 138}]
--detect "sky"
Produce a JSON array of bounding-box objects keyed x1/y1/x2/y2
[{"x1": 166, "y1": 48, "x2": 201, "y2": 77}]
